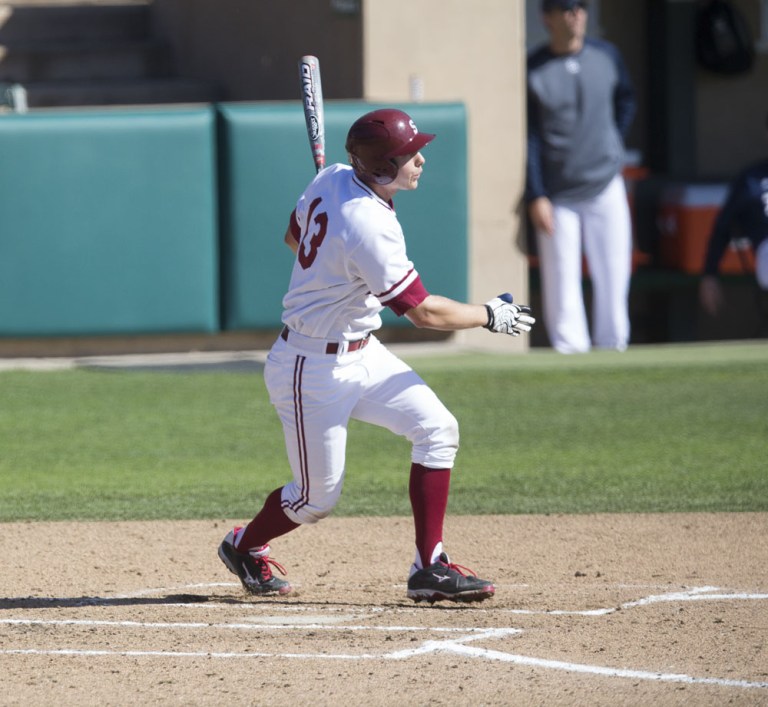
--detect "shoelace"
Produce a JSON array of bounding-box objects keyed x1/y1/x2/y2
[
  {"x1": 250, "y1": 555, "x2": 288, "y2": 580},
  {"x1": 439, "y1": 557, "x2": 478, "y2": 577},
  {"x1": 234, "y1": 530, "x2": 288, "y2": 581}
]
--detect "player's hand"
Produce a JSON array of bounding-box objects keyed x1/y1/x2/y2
[
  {"x1": 528, "y1": 197, "x2": 554, "y2": 236},
  {"x1": 699, "y1": 275, "x2": 724, "y2": 316},
  {"x1": 483, "y1": 293, "x2": 535, "y2": 336}
]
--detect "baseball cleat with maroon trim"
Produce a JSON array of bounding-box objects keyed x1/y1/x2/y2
[
  {"x1": 407, "y1": 552, "x2": 495, "y2": 603},
  {"x1": 218, "y1": 527, "x2": 293, "y2": 596}
]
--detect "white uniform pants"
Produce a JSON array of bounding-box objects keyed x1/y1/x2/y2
[
  {"x1": 756, "y1": 239, "x2": 768, "y2": 290},
  {"x1": 264, "y1": 333, "x2": 459, "y2": 525},
  {"x1": 536, "y1": 174, "x2": 632, "y2": 353}
]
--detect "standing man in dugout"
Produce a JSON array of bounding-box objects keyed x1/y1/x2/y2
[
  {"x1": 217, "y1": 108, "x2": 535, "y2": 603},
  {"x1": 526, "y1": 0, "x2": 636, "y2": 354}
]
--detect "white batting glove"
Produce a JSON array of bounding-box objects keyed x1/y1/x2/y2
[{"x1": 483, "y1": 293, "x2": 536, "y2": 336}]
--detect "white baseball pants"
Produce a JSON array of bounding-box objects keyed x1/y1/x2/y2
[
  {"x1": 756, "y1": 239, "x2": 768, "y2": 290},
  {"x1": 536, "y1": 174, "x2": 632, "y2": 354},
  {"x1": 264, "y1": 332, "x2": 459, "y2": 525}
]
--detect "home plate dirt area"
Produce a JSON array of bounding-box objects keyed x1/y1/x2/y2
[{"x1": 1, "y1": 514, "x2": 766, "y2": 706}]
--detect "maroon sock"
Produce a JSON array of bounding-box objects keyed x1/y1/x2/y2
[
  {"x1": 235, "y1": 487, "x2": 300, "y2": 551},
  {"x1": 409, "y1": 463, "x2": 451, "y2": 568}
]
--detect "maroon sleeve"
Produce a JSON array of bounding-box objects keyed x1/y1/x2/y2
[{"x1": 386, "y1": 275, "x2": 430, "y2": 316}]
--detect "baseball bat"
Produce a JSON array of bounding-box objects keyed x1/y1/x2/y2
[{"x1": 299, "y1": 55, "x2": 326, "y2": 173}]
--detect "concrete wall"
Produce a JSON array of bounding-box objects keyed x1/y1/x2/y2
[
  {"x1": 362, "y1": 0, "x2": 528, "y2": 351},
  {"x1": 150, "y1": 0, "x2": 363, "y2": 100}
]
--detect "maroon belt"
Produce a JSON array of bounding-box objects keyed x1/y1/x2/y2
[{"x1": 281, "y1": 327, "x2": 370, "y2": 354}]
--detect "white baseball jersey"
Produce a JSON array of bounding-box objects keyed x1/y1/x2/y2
[{"x1": 283, "y1": 163, "x2": 428, "y2": 340}]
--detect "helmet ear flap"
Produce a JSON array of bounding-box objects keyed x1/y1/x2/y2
[
  {"x1": 349, "y1": 154, "x2": 398, "y2": 186},
  {"x1": 369, "y1": 157, "x2": 398, "y2": 185}
]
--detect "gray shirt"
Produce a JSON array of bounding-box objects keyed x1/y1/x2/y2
[{"x1": 526, "y1": 38, "x2": 636, "y2": 204}]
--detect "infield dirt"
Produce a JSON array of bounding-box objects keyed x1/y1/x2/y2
[{"x1": 1, "y1": 513, "x2": 766, "y2": 706}]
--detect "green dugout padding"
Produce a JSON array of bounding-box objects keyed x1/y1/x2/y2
[
  {"x1": 218, "y1": 101, "x2": 468, "y2": 330},
  {"x1": 0, "y1": 107, "x2": 218, "y2": 337}
]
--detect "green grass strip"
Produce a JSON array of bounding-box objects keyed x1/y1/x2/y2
[{"x1": 0, "y1": 341, "x2": 766, "y2": 521}]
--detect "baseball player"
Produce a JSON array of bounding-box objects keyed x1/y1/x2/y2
[
  {"x1": 218, "y1": 108, "x2": 535, "y2": 603},
  {"x1": 526, "y1": 0, "x2": 636, "y2": 353},
  {"x1": 699, "y1": 112, "x2": 768, "y2": 326}
]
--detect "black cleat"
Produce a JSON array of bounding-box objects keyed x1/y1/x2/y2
[
  {"x1": 407, "y1": 552, "x2": 495, "y2": 603},
  {"x1": 218, "y1": 527, "x2": 292, "y2": 596}
]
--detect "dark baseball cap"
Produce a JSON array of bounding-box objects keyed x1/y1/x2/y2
[{"x1": 541, "y1": 0, "x2": 588, "y2": 12}]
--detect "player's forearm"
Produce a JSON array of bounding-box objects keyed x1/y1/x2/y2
[
  {"x1": 406, "y1": 295, "x2": 488, "y2": 331},
  {"x1": 284, "y1": 226, "x2": 299, "y2": 254}
]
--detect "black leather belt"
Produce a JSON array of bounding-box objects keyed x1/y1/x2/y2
[{"x1": 281, "y1": 327, "x2": 370, "y2": 354}]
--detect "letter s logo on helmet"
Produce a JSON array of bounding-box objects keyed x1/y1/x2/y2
[{"x1": 345, "y1": 108, "x2": 436, "y2": 185}]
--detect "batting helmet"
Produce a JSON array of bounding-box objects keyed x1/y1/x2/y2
[{"x1": 345, "y1": 109, "x2": 436, "y2": 185}]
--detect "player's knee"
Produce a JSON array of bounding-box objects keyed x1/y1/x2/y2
[
  {"x1": 287, "y1": 503, "x2": 333, "y2": 525},
  {"x1": 413, "y1": 409, "x2": 460, "y2": 468},
  {"x1": 281, "y1": 482, "x2": 341, "y2": 525},
  {"x1": 442, "y1": 410, "x2": 460, "y2": 449}
]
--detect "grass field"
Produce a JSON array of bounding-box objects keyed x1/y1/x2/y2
[{"x1": 0, "y1": 340, "x2": 766, "y2": 521}]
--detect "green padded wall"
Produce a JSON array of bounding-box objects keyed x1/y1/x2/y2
[
  {"x1": 0, "y1": 107, "x2": 218, "y2": 336},
  {"x1": 217, "y1": 102, "x2": 468, "y2": 330}
]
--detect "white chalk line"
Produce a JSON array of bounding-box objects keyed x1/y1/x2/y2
[
  {"x1": 93, "y1": 581, "x2": 768, "y2": 614},
  {"x1": 2, "y1": 585, "x2": 767, "y2": 691},
  {"x1": 0, "y1": 618, "x2": 496, "y2": 634},
  {"x1": 0, "y1": 626, "x2": 508, "y2": 661},
  {"x1": 504, "y1": 585, "x2": 768, "y2": 616},
  {"x1": 432, "y1": 643, "x2": 768, "y2": 690},
  {"x1": 2, "y1": 628, "x2": 767, "y2": 691}
]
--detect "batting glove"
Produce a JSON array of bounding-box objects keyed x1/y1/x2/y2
[{"x1": 483, "y1": 293, "x2": 535, "y2": 336}]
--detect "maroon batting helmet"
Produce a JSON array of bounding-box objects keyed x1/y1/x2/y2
[{"x1": 345, "y1": 108, "x2": 436, "y2": 185}]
